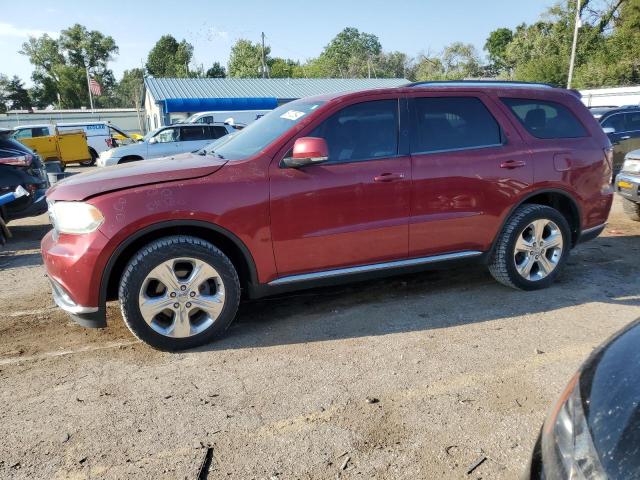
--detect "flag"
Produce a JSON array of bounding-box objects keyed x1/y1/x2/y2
[{"x1": 89, "y1": 78, "x2": 102, "y2": 96}]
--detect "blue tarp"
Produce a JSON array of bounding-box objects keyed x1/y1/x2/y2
[{"x1": 162, "y1": 97, "x2": 278, "y2": 113}]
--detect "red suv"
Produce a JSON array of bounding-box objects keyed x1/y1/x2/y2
[{"x1": 42, "y1": 82, "x2": 613, "y2": 350}]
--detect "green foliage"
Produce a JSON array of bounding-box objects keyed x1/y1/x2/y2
[
  {"x1": 313, "y1": 27, "x2": 382, "y2": 77},
  {"x1": 5, "y1": 76, "x2": 32, "y2": 110},
  {"x1": 0, "y1": 75, "x2": 8, "y2": 113},
  {"x1": 484, "y1": 27, "x2": 514, "y2": 75},
  {"x1": 205, "y1": 62, "x2": 226, "y2": 78},
  {"x1": 146, "y1": 35, "x2": 194, "y2": 77},
  {"x1": 228, "y1": 39, "x2": 269, "y2": 78},
  {"x1": 115, "y1": 68, "x2": 144, "y2": 108},
  {"x1": 269, "y1": 58, "x2": 299, "y2": 78},
  {"x1": 20, "y1": 24, "x2": 118, "y2": 108}
]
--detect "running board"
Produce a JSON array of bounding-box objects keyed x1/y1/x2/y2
[{"x1": 268, "y1": 251, "x2": 483, "y2": 286}]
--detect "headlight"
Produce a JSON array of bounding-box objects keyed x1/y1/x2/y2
[
  {"x1": 621, "y1": 158, "x2": 640, "y2": 174},
  {"x1": 540, "y1": 374, "x2": 606, "y2": 479},
  {"x1": 49, "y1": 201, "x2": 104, "y2": 234}
]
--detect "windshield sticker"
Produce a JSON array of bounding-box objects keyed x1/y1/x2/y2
[{"x1": 280, "y1": 110, "x2": 306, "y2": 121}]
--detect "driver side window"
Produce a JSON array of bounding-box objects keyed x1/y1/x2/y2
[
  {"x1": 155, "y1": 128, "x2": 179, "y2": 143},
  {"x1": 309, "y1": 99, "x2": 399, "y2": 164}
]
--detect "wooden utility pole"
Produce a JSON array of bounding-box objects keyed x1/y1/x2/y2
[
  {"x1": 261, "y1": 32, "x2": 267, "y2": 79},
  {"x1": 567, "y1": 0, "x2": 581, "y2": 89}
]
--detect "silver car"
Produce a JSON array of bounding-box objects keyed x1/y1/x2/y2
[{"x1": 98, "y1": 123, "x2": 234, "y2": 167}]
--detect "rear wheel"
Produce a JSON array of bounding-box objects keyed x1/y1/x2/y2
[
  {"x1": 622, "y1": 198, "x2": 640, "y2": 221},
  {"x1": 119, "y1": 236, "x2": 240, "y2": 351},
  {"x1": 80, "y1": 149, "x2": 97, "y2": 167},
  {"x1": 489, "y1": 204, "x2": 571, "y2": 290}
]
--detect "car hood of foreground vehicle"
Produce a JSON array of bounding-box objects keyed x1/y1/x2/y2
[{"x1": 47, "y1": 152, "x2": 227, "y2": 201}]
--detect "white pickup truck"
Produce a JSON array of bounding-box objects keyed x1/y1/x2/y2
[{"x1": 12, "y1": 122, "x2": 138, "y2": 166}]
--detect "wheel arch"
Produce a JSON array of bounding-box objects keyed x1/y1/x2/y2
[
  {"x1": 101, "y1": 220, "x2": 259, "y2": 305},
  {"x1": 118, "y1": 155, "x2": 144, "y2": 164},
  {"x1": 492, "y1": 189, "x2": 582, "y2": 254}
]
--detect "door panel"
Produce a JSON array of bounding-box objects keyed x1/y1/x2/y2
[
  {"x1": 269, "y1": 157, "x2": 411, "y2": 276},
  {"x1": 269, "y1": 97, "x2": 411, "y2": 277},
  {"x1": 408, "y1": 94, "x2": 533, "y2": 257}
]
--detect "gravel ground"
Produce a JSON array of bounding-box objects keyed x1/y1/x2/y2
[{"x1": 0, "y1": 184, "x2": 638, "y2": 479}]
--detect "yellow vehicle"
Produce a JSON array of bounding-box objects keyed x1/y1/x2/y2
[{"x1": 13, "y1": 125, "x2": 91, "y2": 168}]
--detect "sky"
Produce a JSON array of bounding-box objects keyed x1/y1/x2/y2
[{"x1": 1, "y1": 0, "x2": 557, "y2": 84}]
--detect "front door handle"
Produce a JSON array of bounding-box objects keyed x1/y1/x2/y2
[
  {"x1": 500, "y1": 160, "x2": 527, "y2": 169},
  {"x1": 374, "y1": 172, "x2": 405, "y2": 182}
]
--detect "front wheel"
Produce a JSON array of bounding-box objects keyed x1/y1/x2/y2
[
  {"x1": 119, "y1": 236, "x2": 241, "y2": 351},
  {"x1": 622, "y1": 198, "x2": 640, "y2": 222},
  {"x1": 488, "y1": 204, "x2": 571, "y2": 290}
]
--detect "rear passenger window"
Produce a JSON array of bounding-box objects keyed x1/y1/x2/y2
[
  {"x1": 309, "y1": 100, "x2": 399, "y2": 163},
  {"x1": 412, "y1": 97, "x2": 502, "y2": 153},
  {"x1": 209, "y1": 126, "x2": 228, "y2": 139},
  {"x1": 502, "y1": 98, "x2": 587, "y2": 139},
  {"x1": 625, "y1": 112, "x2": 640, "y2": 131},
  {"x1": 181, "y1": 126, "x2": 208, "y2": 141}
]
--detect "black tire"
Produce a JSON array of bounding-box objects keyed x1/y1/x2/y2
[
  {"x1": 622, "y1": 198, "x2": 640, "y2": 222},
  {"x1": 119, "y1": 236, "x2": 240, "y2": 351},
  {"x1": 488, "y1": 204, "x2": 571, "y2": 290},
  {"x1": 80, "y1": 149, "x2": 97, "y2": 167},
  {"x1": 118, "y1": 156, "x2": 143, "y2": 164}
]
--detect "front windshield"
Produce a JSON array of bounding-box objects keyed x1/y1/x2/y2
[
  {"x1": 143, "y1": 128, "x2": 161, "y2": 142},
  {"x1": 212, "y1": 100, "x2": 325, "y2": 160}
]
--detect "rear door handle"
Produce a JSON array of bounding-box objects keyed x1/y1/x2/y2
[
  {"x1": 500, "y1": 160, "x2": 527, "y2": 169},
  {"x1": 374, "y1": 172, "x2": 404, "y2": 182}
]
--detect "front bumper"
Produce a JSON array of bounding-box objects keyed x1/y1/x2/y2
[
  {"x1": 97, "y1": 154, "x2": 119, "y2": 167},
  {"x1": 615, "y1": 172, "x2": 640, "y2": 202},
  {"x1": 41, "y1": 228, "x2": 109, "y2": 328}
]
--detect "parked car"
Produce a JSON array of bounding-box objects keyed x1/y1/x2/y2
[
  {"x1": 598, "y1": 106, "x2": 640, "y2": 175},
  {"x1": 184, "y1": 110, "x2": 269, "y2": 126},
  {"x1": 42, "y1": 82, "x2": 613, "y2": 350},
  {"x1": 13, "y1": 122, "x2": 138, "y2": 166},
  {"x1": 525, "y1": 319, "x2": 640, "y2": 479},
  {"x1": 615, "y1": 149, "x2": 640, "y2": 221},
  {"x1": 97, "y1": 123, "x2": 233, "y2": 167},
  {"x1": 13, "y1": 125, "x2": 92, "y2": 170},
  {"x1": 588, "y1": 105, "x2": 617, "y2": 119},
  {"x1": 0, "y1": 129, "x2": 49, "y2": 223}
]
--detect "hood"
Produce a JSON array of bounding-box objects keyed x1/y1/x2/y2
[
  {"x1": 107, "y1": 142, "x2": 146, "y2": 157},
  {"x1": 47, "y1": 152, "x2": 227, "y2": 201}
]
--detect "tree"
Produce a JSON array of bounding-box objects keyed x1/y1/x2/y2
[
  {"x1": 440, "y1": 42, "x2": 483, "y2": 79},
  {"x1": 20, "y1": 24, "x2": 118, "y2": 108},
  {"x1": 228, "y1": 39, "x2": 269, "y2": 78},
  {"x1": 116, "y1": 68, "x2": 144, "y2": 108},
  {"x1": 269, "y1": 58, "x2": 298, "y2": 78},
  {"x1": 375, "y1": 51, "x2": 411, "y2": 78},
  {"x1": 205, "y1": 62, "x2": 226, "y2": 78},
  {"x1": 146, "y1": 35, "x2": 194, "y2": 77},
  {"x1": 315, "y1": 27, "x2": 382, "y2": 77},
  {"x1": 484, "y1": 27, "x2": 514, "y2": 76},
  {"x1": 5, "y1": 76, "x2": 32, "y2": 110},
  {"x1": 0, "y1": 75, "x2": 8, "y2": 113}
]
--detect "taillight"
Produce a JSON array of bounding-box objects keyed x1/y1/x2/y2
[
  {"x1": 0, "y1": 153, "x2": 33, "y2": 167},
  {"x1": 105, "y1": 138, "x2": 114, "y2": 148}
]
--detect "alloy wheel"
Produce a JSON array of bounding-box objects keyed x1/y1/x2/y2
[
  {"x1": 137, "y1": 257, "x2": 225, "y2": 338},
  {"x1": 513, "y1": 219, "x2": 564, "y2": 281}
]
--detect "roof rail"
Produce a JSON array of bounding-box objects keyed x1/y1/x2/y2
[{"x1": 406, "y1": 80, "x2": 555, "y2": 89}]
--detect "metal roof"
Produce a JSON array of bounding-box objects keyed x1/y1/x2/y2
[{"x1": 144, "y1": 77, "x2": 409, "y2": 102}]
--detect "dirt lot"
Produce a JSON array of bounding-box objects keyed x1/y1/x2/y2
[{"x1": 0, "y1": 185, "x2": 638, "y2": 479}]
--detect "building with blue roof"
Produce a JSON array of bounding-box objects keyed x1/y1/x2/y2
[{"x1": 143, "y1": 77, "x2": 408, "y2": 129}]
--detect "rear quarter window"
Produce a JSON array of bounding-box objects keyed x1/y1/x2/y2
[{"x1": 502, "y1": 98, "x2": 587, "y2": 139}]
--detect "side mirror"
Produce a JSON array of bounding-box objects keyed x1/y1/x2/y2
[
  {"x1": 603, "y1": 127, "x2": 615, "y2": 134},
  {"x1": 148, "y1": 137, "x2": 157, "y2": 144},
  {"x1": 282, "y1": 137, "x2": 329, "y2": 168}
]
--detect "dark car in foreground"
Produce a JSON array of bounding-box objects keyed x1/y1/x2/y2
[
  {"x1": 0, "y1": 129, "x2": 49, "y2": 223},
  {"x1": 615, "y1": 149, "x2": 640, "y2": 221},
  {"x1": 526, "y1": 319, "x2": 640, "y2": 479},
  {"x1": 42, "y1": 81, "x2": 613, "y2": 350},
  {"x1": 599, "y1": 106, "x2": 640, "y2": 175}
]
